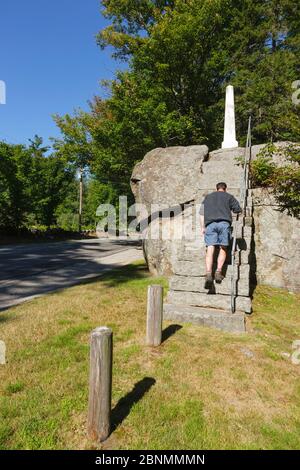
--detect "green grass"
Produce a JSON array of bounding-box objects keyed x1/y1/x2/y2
[{"x1": 0, "y1": 262, "x2": 299, "y2": 450}]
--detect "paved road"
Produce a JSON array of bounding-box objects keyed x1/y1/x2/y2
[{"x1": 0, "y1": 238, "x2": 143, "y2": 311}]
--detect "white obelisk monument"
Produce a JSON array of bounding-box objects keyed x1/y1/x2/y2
[
  {"x1": 222, "y1": 85, "x2": 238, "y2": 149},
  {"x1": 0, "y1": 80, "x2": 6, "y2": 105}
]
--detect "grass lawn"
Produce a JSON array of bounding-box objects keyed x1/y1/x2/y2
[{"x1": 0, "y1": 260, "x2": 299, "y2": 450}]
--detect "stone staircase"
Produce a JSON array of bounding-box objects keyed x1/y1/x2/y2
[{"x1": 163, "y1": 148, "x2": 254, "y2": 333}]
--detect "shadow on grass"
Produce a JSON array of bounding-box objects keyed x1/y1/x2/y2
[
  {"x1": 0, "y1": 312, "x2": 17, "y2": 324},
  {"x1": 162, "y1": 324, "x2": 182, "y2": 343},
  {"x1": 0, "y1": 261, "x2": 149, "y2": 314},
  {"x1": 100, "y1": 262, "x2": 151, "y2": 288},
  {"x1": 111, "y1": 377, "x2": 156, "y2": 433}
]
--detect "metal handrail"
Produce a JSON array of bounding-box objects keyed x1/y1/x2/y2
[{"x1": 230, "y1": 116, "x2": 252, "y2": 313}]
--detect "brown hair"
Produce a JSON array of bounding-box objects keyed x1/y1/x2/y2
[{"x1": 216, "y1": 182, "x2": 227, "y2": 191}]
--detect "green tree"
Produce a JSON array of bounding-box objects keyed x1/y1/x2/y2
[
  {"x1": 53, "y1": 113, "x2": 93, "y2": 231},
  {"x1": 0, "y1": 138, "x2": 75, "y2": 232},
  {"x1": 96, "y1": 0, "x2": 300, "y2": 147},
  {"x1": 53, "y1": 0, "x2": 300, "y2": 219},
  {"x1": 0, "y1": 142, "x2": 33, "y2": 231}
]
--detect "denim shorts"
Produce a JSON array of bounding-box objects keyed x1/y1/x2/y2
[{"x1": 205, "y1": 221, "x2": 231, "y2": 246}]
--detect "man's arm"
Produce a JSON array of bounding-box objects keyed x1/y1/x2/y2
[{"x1": 229, "y1": 195, "x2": 242, "y2": 214}]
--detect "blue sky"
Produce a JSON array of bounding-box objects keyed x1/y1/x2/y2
[{"x1": 0, "y1": 0, "x2": 126, "y2": 148}]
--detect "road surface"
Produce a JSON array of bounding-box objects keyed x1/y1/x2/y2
[{"x1": 0, "y1": 238, "x2": 144, "y2": 311}]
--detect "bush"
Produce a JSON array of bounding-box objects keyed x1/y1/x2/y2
[
  {"x1": 250, "y1": 143, "x2": 300, "y2": 218},
  {"x1": 250, "y1": 156, "x2": 276, "y2": 187},
  {"x1": 273, "y1": 145, "x2": 300, "y2": 218}
]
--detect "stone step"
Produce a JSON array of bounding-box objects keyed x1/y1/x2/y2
[
  {"x1": 177, "y1": 237, "x2": 206, "y2": 247},
  {"x1": 235, "y1": 249, "x2": 251, "y2": 265},
  {"x1": 178, "y1": 235, "x2": 252, "y2": 250},
  {"x1": 163, "y1": 303, "x2": 246, "y2": 333},
  {"x1": 177, "y1": 244, "x2": 251, "y2": 264},
  {"x1": 200, "y1": 161, "x2": 244, "y2": 189},
  {"x1": 235, "y1": 224, "x2": 252, "y2": 239},
  {"x1": 167, "y1": 290, "x2": 252, "y2": 313},
  {"x1": 180, "y1": 220, "x2": 253, "y2": 239},
  {"x1": 243, "y1": 216, "x2": 253, "y2": 227},
  {"x1": 245, "y1": 206, "x2": 253, "y2": 217},
  {"x1": 173, "y1": 260, "x2": 250, "y2": 277},
  {"x1": 169, "y1": 273, "x2": 250, "y2": 296},
  {"x1": 177, "y1": 248, "x2": 206, "y2": 261}
]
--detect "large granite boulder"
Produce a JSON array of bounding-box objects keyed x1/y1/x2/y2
[
  {"x1": 130, "y1": 145, "x2": 245, "y2": 275},
  {"x1": 130, "y1": 142, "x2": 300, "y2": 292},
  {"x1": 252, "y1": 189, "x2": 300, "y2": 292},
  {"x1": 140, "y1": 203, "x2": 197, "y2": 276},
  {"x1": 130, "y1": 145, "x2": 209, "y2": 213},
  {"x1": 130, "y1": 145, "x2": 208, "y2": 276},
  {"x1": 196, "y1": 147, "x2": 245, "y2": 191}
]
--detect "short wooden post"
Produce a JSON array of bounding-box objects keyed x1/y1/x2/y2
[
  {"x1": 146, "y1": 285, "x2": 163, "y2": 347},
  {"x1": 87, "y1": 327, "x2": 112, "y2": 443},
  {"x1": 0, "y1": 341, "x2": 6, "y2": 365}
]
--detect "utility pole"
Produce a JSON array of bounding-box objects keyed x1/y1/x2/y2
[{"x1": 79, "y1": 167, "x2": 83, "y2": 233}]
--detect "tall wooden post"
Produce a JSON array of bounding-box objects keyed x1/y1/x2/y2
[
  {"x1": 87, "y1": 327, "x2": 112, "y2": 443},
  {"x1": 0, "y1": 340, "x2": 6, "y2": 365},
  {"x1": 146, "y1": 285, "x2": 163, "y2": 347},
  {"x1": 79, "y1": 167, "x2": 83, "y2": 233}
]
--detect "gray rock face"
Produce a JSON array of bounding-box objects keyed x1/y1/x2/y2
[
  {"x1": 130, "y1": 146, "x2": 208, "y2": 276},
  {"x1": 139, "y1": 203, "x2": 197, "y2": 276},
  {"x1": 252, "y1": 188, "x2": 300, "y2": 292},
  {"x1": 199, "y1": 147, "x2": 245, "y2": 190},
  {"x1": 142, "y1": 238, "x2": 174, "y2": 276},
  {"x1": 130, "y1": 142, "x2": 300, "y2": 294},
  {"x1": 130, "y1": 145, "x2": 209, "y2": 213},
  {"x1": 251, "y1": 142, "x2": 297, "y2": 166},
  {"x1": 130, "y1": 145, "x2": 244, "y2": 276}
]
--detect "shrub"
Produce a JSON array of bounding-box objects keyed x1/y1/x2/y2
[
  {"x1": 250, "y1": 143, "x2": 300, "y2": 218},
  {"x1": 250, "y1": 155, "x2": 276, "y2": 187}
]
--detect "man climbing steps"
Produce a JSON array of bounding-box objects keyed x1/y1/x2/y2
[{"x1": 200, "y1": 182, "x2": 242, "y2": 289}]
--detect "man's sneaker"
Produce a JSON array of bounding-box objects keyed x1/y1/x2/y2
[
  {"x1": 215, "y1": 271, "x2": 224, "y2": 283},
  {"x1": 204, "y1": 273, "x2": 213, "y2": 289}
]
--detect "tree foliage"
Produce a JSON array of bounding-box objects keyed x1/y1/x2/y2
[
  {"x1": 2, "y1": 0, "x2": 296, "y2": 233},
  {"x1": 95, "y1": 0, "x2": 300, "y2": 148},
  {"x1": 50, "y1": 0, "x2": 300, "y2": 221},
  {"x1": 0, "y1": 138, "x2": 75, "y2": 232},
  {"x1": 250, "y1": 143, "x2": 300, "y2": 217}
]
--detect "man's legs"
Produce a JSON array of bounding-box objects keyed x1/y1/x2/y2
[
  {"x1": 204, "y1": 222, "x2": 218, "y2": 287},
  {"x1": 215, "y1": 245, "x2": 227, "y2": 283},
  {"x1": 205, "y1": 245, "x2": 214, "y2": 287},
  {"x1": 217, "y1": 245, "x2": 227, "y2": 272},
  {"x1": 206, "y1": 245, "x2": 215, "y2": 274}
]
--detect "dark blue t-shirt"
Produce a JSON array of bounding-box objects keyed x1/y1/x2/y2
[{"x1": 200, "y1": 191, "x2": 241, "y2": 226}]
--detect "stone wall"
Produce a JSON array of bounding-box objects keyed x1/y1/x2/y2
[
  {"x1": 131, "y1": 142, "x2": 300, "y2": 292},
  {"x1": 252, "y1": 189, "x2": 300, "y2": 292}
]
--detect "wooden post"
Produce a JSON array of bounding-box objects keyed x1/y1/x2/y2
[
  {"x1": 0, "y1": 340, "x2": 6, "y2": 365},
  {"x1": 87, "y1": 327, "x2": 112, "y2": 443},
  {"x1": 146, "y1": 285, "x2": 163, "y2": 347}
]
